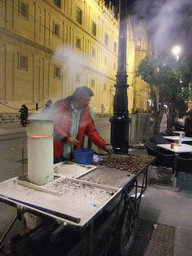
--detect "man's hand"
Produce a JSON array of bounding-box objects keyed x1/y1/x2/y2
[
  {"x1": 103, "y1": 145, "x2": 114, "y2": 155},
  {"x1": 67, "y1": 137, "x2": 79, "y2": 146}
]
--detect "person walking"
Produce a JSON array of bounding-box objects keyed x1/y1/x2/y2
[
  {"x1": 19, "y1": 105, "x2": 23, "y2": 126},
  {"x1": 53, "y1": 86, "x2": 113, "y2": 163},
  {"x1": 19, "y1": 104, "x2": 28, "y2": 127}
]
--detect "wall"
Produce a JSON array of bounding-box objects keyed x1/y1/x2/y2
[{"x1": 0, "y1": 0, "x2": 151, "y2": 116}]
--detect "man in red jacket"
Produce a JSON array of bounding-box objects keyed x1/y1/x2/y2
[{"x1": 53, "y1": 86, "x2": 113, "y2": 163}]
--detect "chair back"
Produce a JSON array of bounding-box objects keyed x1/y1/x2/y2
[
  {"x1": 149, "y1": 134, "x2": 169, "y2": 144},
  {"x1": 173, "y1": 121, "x2": 184, "y2": 131},
  {"x1": 156, "y1": 150, "x2": 174, "y2": 169},
  {"x1": 176, "y1": 156, "x2": 192, "y2": 176},
  {"x1": 145, "y1": 142, "x2": 158, "y2": 157},
  {"x1": 166, "y1": 129, "x2": 179, "y2": 136},
  {"x1": 145, "y1": 142, "x2": 174, "y2": 169}
]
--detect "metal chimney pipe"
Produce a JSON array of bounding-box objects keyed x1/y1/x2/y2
[{"x1": 26, "y1": 119, "x2": 54, "y2": 185}]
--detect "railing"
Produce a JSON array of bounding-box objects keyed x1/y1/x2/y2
[{"x1": 129, "y1": 113, "x2": 154, "y2": 147}]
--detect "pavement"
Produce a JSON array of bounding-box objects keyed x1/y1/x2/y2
[
  {"x1": 0, "y1": 123, "x2": 26, "y2": 139},
  {"x1": 0, "y1": 117, "x2": 192, "y2": 255}
]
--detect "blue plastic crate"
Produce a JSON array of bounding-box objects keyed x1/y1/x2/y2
[{"x1": 74, "y1": 149, "x2": 94, "y2": 165}]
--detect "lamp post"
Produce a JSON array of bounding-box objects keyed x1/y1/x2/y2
[
  {"x1": 171, "y1": 45, "x2": 181, "y2": 126},
  {"x1": 172, "y1": 45, "x2": 181, "y2": 62},
  {"x1": 110, "y1": 0, "x2": 130, "y2": 154}
]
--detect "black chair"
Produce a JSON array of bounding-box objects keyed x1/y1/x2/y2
[
  {"x1": 175, "y1": 156, "x2": 192, "y2": 177},
  {"x1": 166, "y1": 129, "x2": 180, "y2": 136},
  {"x1": 145, "y1": 141, "x2": 175, "y2": 177},
  {"x1": 149, "y1": 134, "x2": 169, "y2": 144},
  {"x1": 160, "y1": 132, "x2": 167, "y2": 136},
  {"x1": 145, "y1": 142, "x2": 175, "y2": 168},
  {"x1": 173, "y1": 121, "x2": 184, "y2": 131}
]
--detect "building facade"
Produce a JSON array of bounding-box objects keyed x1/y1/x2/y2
[
  {"x1": 133, "y1": 21, "x2": 151, "y2": 113},
  {"x1": 0, "y1": 0, "x2": 151, "y2": 116}
]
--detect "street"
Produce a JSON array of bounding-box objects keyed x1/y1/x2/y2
[{"x1": 0, "y1": 137, "x2": 27, "y2": 182}]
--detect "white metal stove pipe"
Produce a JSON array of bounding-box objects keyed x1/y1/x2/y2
[{"x1": 26, "y1": 120, "x2": 54, "y2": 185}]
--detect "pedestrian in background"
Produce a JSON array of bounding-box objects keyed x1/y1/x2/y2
[
  {"x1": 184, "y1": 110, "x2": 192, "y2": 137},
  {"x1": 19, "y1": 104, "x2": 28, "y2": 127},
  {"x1": 19, "y1": 105, "x2": 23, "y2": 126}
]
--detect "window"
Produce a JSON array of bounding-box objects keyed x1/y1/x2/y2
[
  {"x1": 75, "y1": 74, "x2": 80, "y2": 84},
  {"x1": 77, "y1": 7, "x2": 82, "y2": 25},
  {"x1": 92, "y1": 21, "x2": 96, "y2": 36},
  {"x1": 91, "y1": 79, "x2": 95, "y2": 88},
  {"x1": 114, "y1": 42, "x2": 117, "y2": 53},
  {"x1": 66, "y1": 26, "x2": 69, "y2": 43},
  {"x1": 76, "y1": 37, "x2": 81, "y2": 49},
  {"x1": 17, "y1": 53, "x2": 28, "y2": 71},
  {"x1": 54, "y1": 65, "x2": 61, "y2": 79},
  {"x1": 114, "y1": 62, "x2": 116, "y2": 70},
  {"x1": 105, "y1": 33, "x2": 108, "y2": 46},
  {"x1": 104, "y1": 83, "x2": 107, "y2": 90},
  {"x1": 53, "y1": 23, "x2": 60, "y2": 36},
  {"x1": 104, "y1": 56, "x2": 107, "y2": 65},
  {"x1": 20, "y1": 2, "x2": 28, "y2": 19},
  {"x1": 54, "y1": 0, "x2": 61, "y2": 8},
  {"x1": 92, "y1": 48, "x2": 96, "y2": 58}
]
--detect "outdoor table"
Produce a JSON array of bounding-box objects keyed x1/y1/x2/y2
[
  {"x1": 163, "y1": 136, "x2": 192, "y2": 143},
  {"x1": 157, "y1": 143, "x2": 192, "y2": 190}
]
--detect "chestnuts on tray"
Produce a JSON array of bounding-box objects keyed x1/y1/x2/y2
[{"x1": 94, "y1": 154, "x2": 154, "y2": 174}]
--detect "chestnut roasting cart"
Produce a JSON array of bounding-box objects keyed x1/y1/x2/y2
[{"x1": 0, "y1": 155, "x2": 154, "y2": 256}]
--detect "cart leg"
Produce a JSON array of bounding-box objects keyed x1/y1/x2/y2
[
  {"x1": 172, "y1": 155, "x2": 180, "y2": 192},
  {"x1": 92, "y1": 194, "x2": 126, "y2": 256},
  {"x1": 147, "y1": 165, "x2": 152, "y2": 183},
  {"x1": 116, "y1": 178, "x2": 144, "y2": 256},
  {"x1": 86, "y1": 223, "x2": 94, "y2": 256},
  {"x1": 172, "y1": 171, "x2": 180, "y2": 191},
  {"x1": 119, "y1": 200, "x2": 138, "y2": 256},
  {"x1": 0, "y1": 216, "x2": 17, "y2": 244}
]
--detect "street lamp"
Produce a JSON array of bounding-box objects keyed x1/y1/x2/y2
[
  {"x1": 172, "y1": 45, "x2": 181, "y2": 61},
  {"x1": 110, "y1": 0, "x2": 131, "y2": 154}
]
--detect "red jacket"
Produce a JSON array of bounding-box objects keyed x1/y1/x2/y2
[{"x1": 53, "y1": 96, "x2": 106, "y2": 157}]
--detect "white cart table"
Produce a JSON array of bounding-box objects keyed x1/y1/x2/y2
[{"x1": 0, "y1": 155, "x2": 154, "y2": 256}]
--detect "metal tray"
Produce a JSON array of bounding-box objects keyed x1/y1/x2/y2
[
  {"x1": 0, "y1": 176, "x2": 121, "y2": 227},
  {"x1": 53, "y1": 161, "x2": 97, "y2": 178}
]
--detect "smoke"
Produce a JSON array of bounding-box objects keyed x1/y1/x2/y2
[
  {"x1": 131, "y1": 0, "x2": 192, "y2": 58},
  {"x1": 52, "y1": 43, "x2": 101, "y2": 108},
  {"x1": 54, "y1": 44, "x2": 89, "y2": 73}
]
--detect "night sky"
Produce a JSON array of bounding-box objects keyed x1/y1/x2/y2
[{"x1": 105, "y1": 0, "x2": 192, "y2": 61}]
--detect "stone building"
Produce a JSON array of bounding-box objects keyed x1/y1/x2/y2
[
  {"x1": 133, "y1": 21, "x2": 152, "y2": 113},
  {"x1": 0, "y1": 0, "x2": 151, "y2": 120}
]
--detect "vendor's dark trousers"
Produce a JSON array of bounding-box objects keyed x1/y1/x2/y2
[
  {"x1": 54, "y1": 152, "x2": 74, "y2": 164},
  {"x1": 54, "y1": 156, "x2": 65, "y2": 164}
]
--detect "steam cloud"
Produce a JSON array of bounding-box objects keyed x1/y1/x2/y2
[{"x1": 129, "y1": 0, "x2": 192, "y2": 58}]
